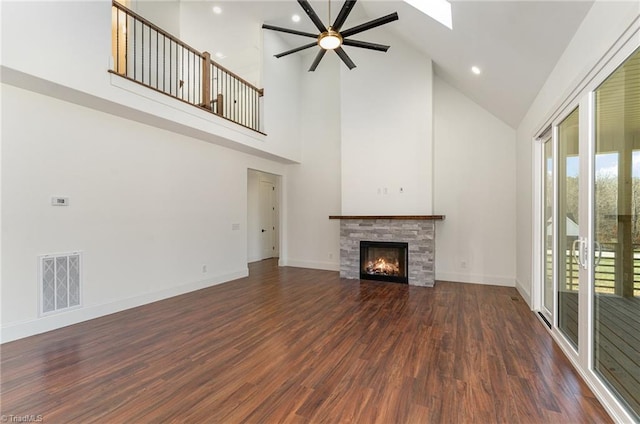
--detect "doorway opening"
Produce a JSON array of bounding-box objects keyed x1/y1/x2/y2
[{"x1": 247, "y1": 169, "x2": 281, "y2": 263}]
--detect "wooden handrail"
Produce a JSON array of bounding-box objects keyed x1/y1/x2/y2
[
  {"x1": 208, "y1": 60, "x2": 264, "y2": 97},
  {"x1": 112, "y1": 1, "x2": 201, "y2": 56},
  {"x1": 111, "y1": 0, "x2": 264, "y2": 132},
  {"x1": 113, "y1": 1, "x2": 263, "y2": 95}
]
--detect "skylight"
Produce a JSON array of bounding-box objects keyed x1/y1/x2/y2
[{"x1": 403, "y1": 0, "x2": 452, "y2": 30}]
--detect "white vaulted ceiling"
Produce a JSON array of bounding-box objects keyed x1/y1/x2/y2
[
  {"x1": 360, "y1": 1, "x2": 594, "y2": 128},
  {"x1": 183, "y1": 0, "x2": 595, "y2": 128}
]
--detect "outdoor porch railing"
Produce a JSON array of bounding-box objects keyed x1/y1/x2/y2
[
  {"x1": 549, "y1": 243, "x2": 640, "y2": 296},
  {"x1": 111, "y1": 1, "x2": 264, "y2": 133}
]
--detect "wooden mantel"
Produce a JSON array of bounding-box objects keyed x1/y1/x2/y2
[{"x1": 329, "y1": 215, "x2": 445, "y2": 220}]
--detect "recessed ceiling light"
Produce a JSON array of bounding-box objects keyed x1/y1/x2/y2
[
  {"x1": 403, "y1": 0, "x2": 452, "y2": 30},
  {"x1": 212, "y1": 6, "x2": 222, "y2": 14},
  {"x1": 471, "y1": 66, "x2": 481, "y2": 75},
  {"x1": 292, "y1": 14, "x2": 301, "y2": 23},
  {"x1": 215, "y1": 52, "x2": 226, "y2": 59}
]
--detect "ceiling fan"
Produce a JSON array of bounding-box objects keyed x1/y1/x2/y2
[{"x1": 262, "y1": 0, "x2": 399, "y2": 71}]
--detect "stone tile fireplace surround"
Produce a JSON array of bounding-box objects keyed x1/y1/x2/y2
[{"x1": 329, "y1": 216, "x2": 445, "y2": 287}]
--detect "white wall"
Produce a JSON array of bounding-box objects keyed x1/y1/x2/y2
[
  {"x1": 283, "y1": 55, "x2": 342, "y2": 271},
  {"x1": 178, "y1": 1, "x2": 262, "y2": 87},
  {"x1": 515, "y1": 0, "x2": 640, "y2": 301},
  {"x1": 0, "y1": 0, "x2": 301, "y2": 163},
  {"x1": 261, "y1": 30, "x2": 303, "y2": 161},
  {"x1": 340, "y1": 32, "x2": 433, "y2": 215},
  {"x1": 434, "y1": 77, "x2": 516, "y2": 286},
  {"x1": 0, "y1": 84, "x2": 291, "y2": 342},
  {"x1": 0, "y1": 0, "x2": 341, "y2": 341},
  {"x1": 132, "y1": 0, "x2": 181, "y2": 38}
]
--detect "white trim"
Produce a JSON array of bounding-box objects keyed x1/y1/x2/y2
[
  {"x1": 109, "y1": 73, "x2": 265, "y2": 143},
  {"x1": 435, "y1": 272, "x2": 515, "y2": 287},
  {"x1": 531, "y1": 138, "x2": 541, "y2": 311},
  {"x1": 585, "y1": 90, "x2": 596, "y2": 373},
  {"x1": 1, "y1": 268, "x2": 248, "y2": 343},
  {"x1": 577, "y1": 94, "x2": 591, "y2": 371},
  {"x1": 281, "y1": 259, "x2": 340, "y2": 272},
  {"x1": 247, "y1": 255, "x2": 263, "y2": 263},
  {"x1": 515, "y1": 279, "x2": 531, "y2": 305},
  {"x1": 552, "y1": 124, "x2": 560, "y2": 330}
]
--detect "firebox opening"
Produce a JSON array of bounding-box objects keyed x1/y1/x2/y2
[{"x1": 360, "y1": 241, "x2": 408, "y2": 284}]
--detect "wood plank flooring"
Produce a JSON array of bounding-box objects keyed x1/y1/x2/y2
[
  {"x1": 559, "y1": 291, "x2": 640, "y2": 418},
  {"x1": 594, "y1": 295, "x2": 640, "y2": 418},
  {"x1": 1, "y1": 259, "x2": 612, "y2": 423}
]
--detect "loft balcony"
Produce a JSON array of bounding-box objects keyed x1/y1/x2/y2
[{"x1": 111, "y1": 1, "x2": 264, "y2": 134}]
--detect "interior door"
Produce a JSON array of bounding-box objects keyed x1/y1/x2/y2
[{"x1": 259, "y1": 181, "x2": 276, "y2": 259}]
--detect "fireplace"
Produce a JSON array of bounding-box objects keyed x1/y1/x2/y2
[
  {"x1": 360, "y1": 241, "x2": 408, "y2": 284},
  {"x1": 331, "y1": 216, "x2": 444, "y2": 287}
]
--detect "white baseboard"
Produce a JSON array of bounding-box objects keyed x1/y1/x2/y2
[
  {"x1": 1, "y1": 268, "x2": 248, "y2": 343},
  {"x1": 436, "y1": 272, "x2": 515, "y2": 287},
  {"x1": 280, "y1": 258, "x2": 340, "y2": 272},
  {"x1": 247, "y1": 255, "x2": 262, "y2": 263},
  {"x1": 515, "y1": 279, "x2": 532, "y2": 306}
]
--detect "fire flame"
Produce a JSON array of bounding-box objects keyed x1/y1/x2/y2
[{"x1": 365, "y1": 258, "x2": 400, "y2": 276}]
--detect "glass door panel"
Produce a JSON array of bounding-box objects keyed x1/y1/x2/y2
[
  {"x1": 593, "y1": 47, "x2": 640, "y2": 420},
  {"x1": 543, "y1": 137, "x2": 554, "y2": 320},
  {"x1": 557, "y1": 107, "x2": 580, "y2": 349}
]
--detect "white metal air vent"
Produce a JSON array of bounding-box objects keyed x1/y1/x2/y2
[{"x1": 39, "y1": 252, "x2": 82, "y2": 316}]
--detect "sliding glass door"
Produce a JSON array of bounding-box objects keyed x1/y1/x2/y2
[
  {"x1": 557, "y1": 108, "x2": 581, "y2": 349},
  {"x1": 537, "y1": 46, "x2": 639, "y2": 422},
  {"x1": 593, "y1": 47, "x2": 640, "y2": 421}
]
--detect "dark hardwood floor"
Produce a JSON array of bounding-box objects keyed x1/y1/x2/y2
[{"x1": 1, "y1": 259, "x2": 612, "y2": 423}]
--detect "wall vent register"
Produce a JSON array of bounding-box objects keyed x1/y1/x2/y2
[{"x1": 39, "y1": 252, "x2": 82, "y2": 315}]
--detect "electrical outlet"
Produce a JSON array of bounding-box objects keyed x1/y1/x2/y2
[
  {"x1": 202, "y1": 265, "x2": 207, "y2": 273},
  {"x1": 461, "y1": 261, "x2": 467, "y2": 269},
  {"x1": 329, "y1": 252, "x2": 333, "y2": 259}
]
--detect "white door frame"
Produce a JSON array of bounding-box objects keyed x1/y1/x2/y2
[{"x1": 531, "y1": 26, "x2": 639, "y2": 422}]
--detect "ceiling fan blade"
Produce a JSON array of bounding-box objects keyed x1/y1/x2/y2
[
  {"x1": 262, "y1": 24, "x2": 318, "y2": 39},
  {"x1": 332, "y1": 0, "x2": 357, "y2": 31},
  {"x1": 275, "y1": 42, "x2": 318, "y2": 58},
  {"x1": 297, "y1": 0, "x2": 327, "y2": 33},
  {"x1": 342, "y1": 39, "x2": 390, "y2": 52},
  {"x1": 308, "y1": 49, "x2": 327, "y2": 72},
  {"x1": 335, "y1": 47, "x2": 356, "y2": 70},
  {"x1": 340, "y1": 12, "x2": 399, "y2": 38}
]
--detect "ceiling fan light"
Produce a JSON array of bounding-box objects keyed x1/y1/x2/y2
[{"x1": 318, "y1": 28, "x2": 343, "y2": 50}]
